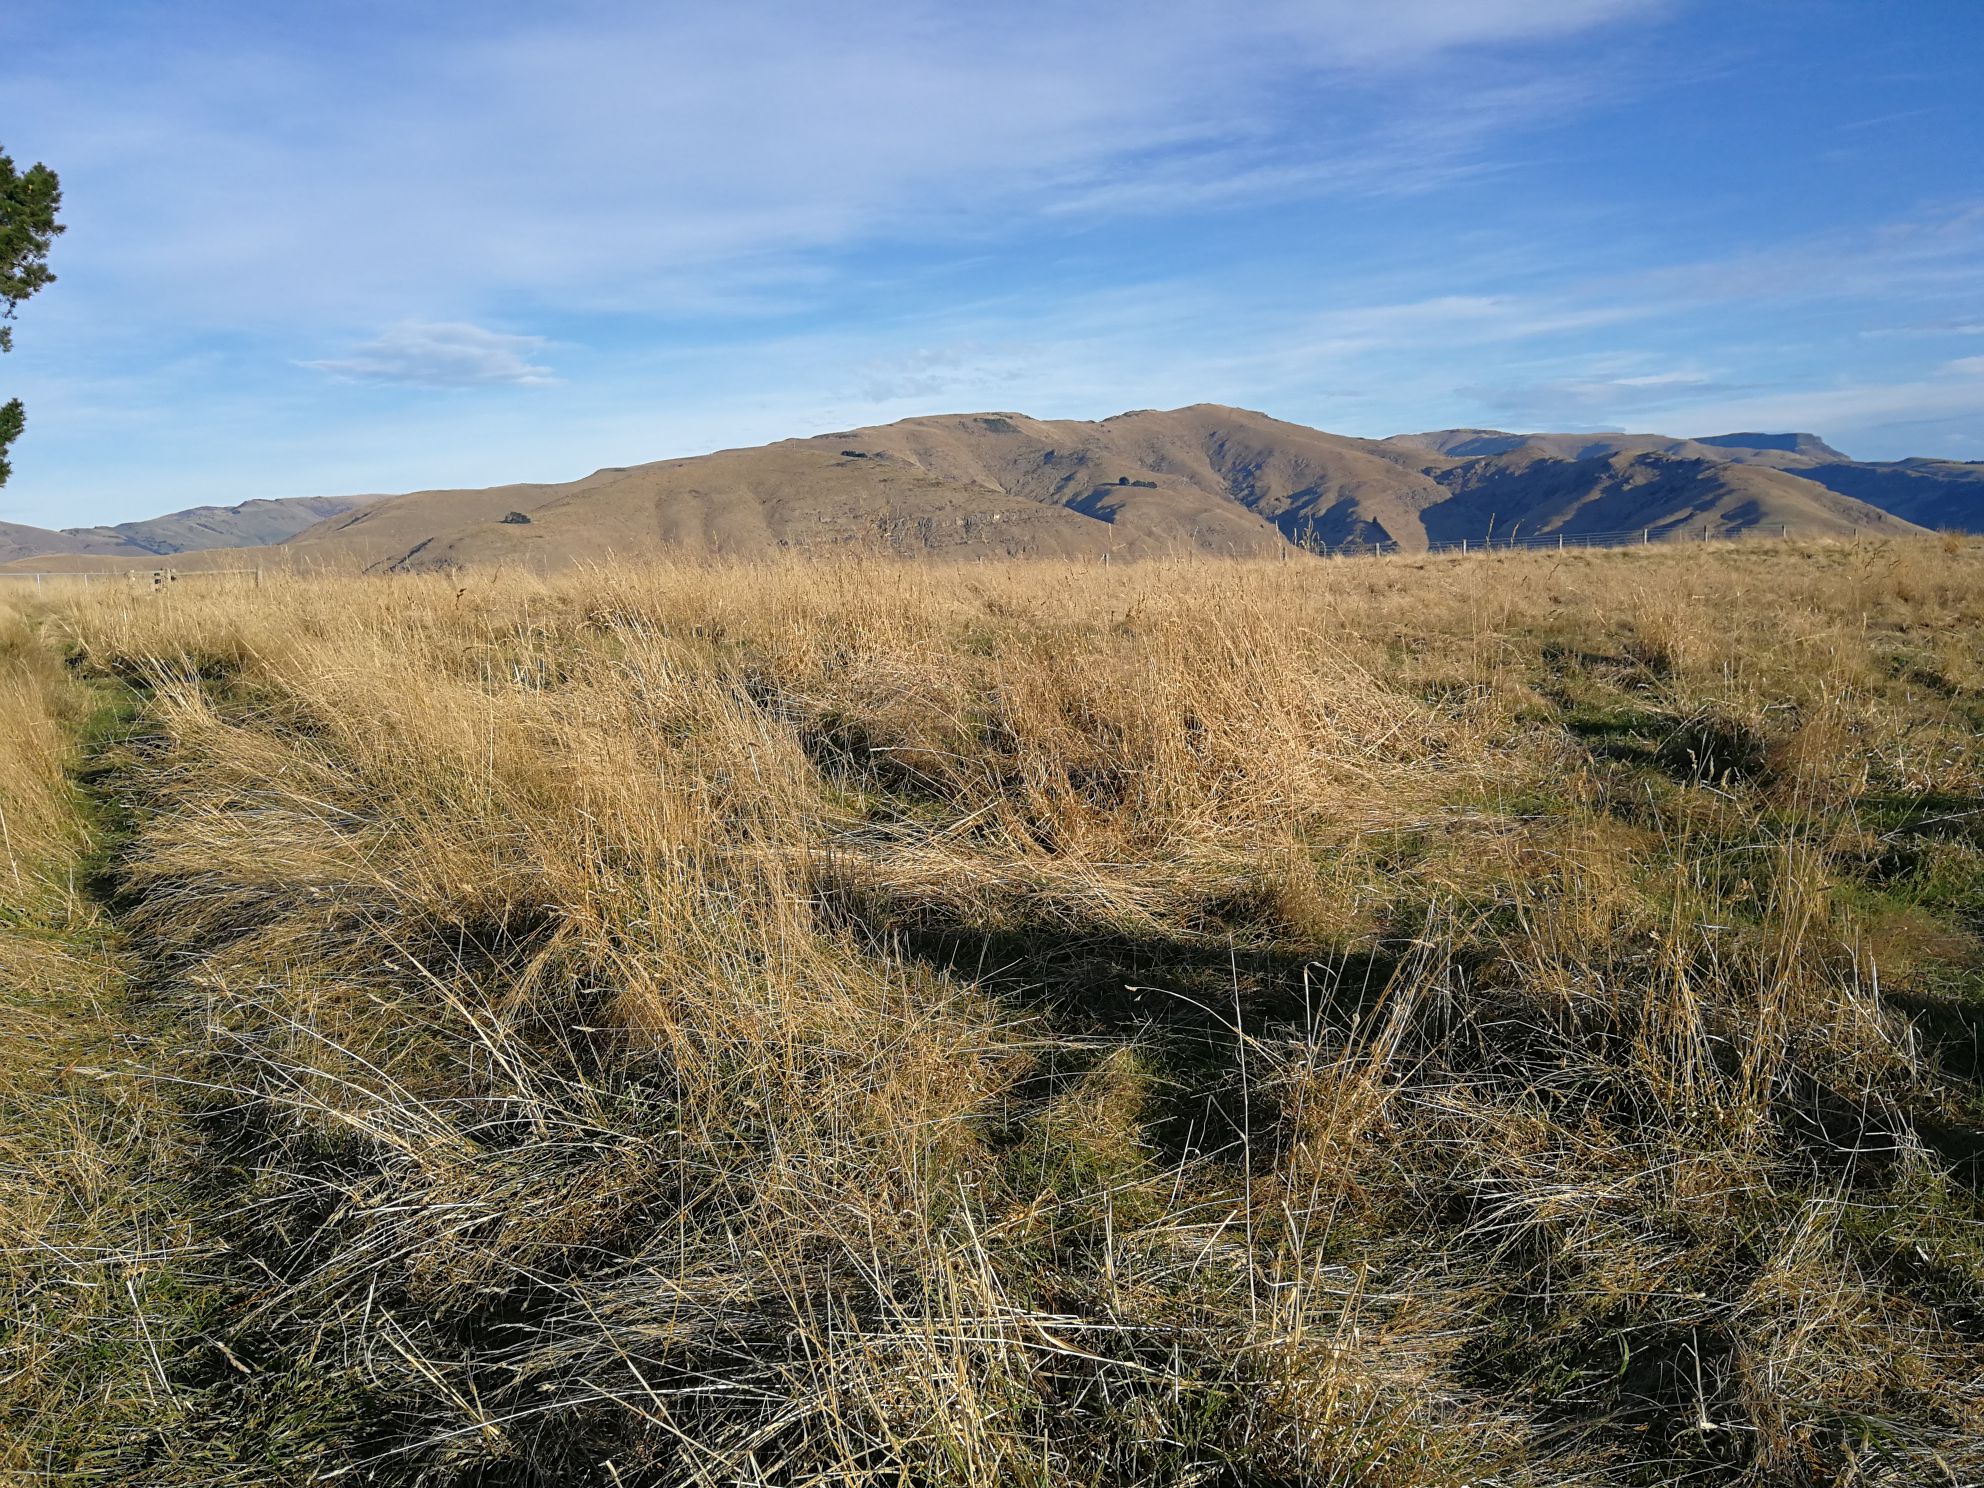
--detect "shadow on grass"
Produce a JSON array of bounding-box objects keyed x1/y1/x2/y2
[
  {"x1": 834, "y1": 900, "x2": 1428, "y2": 1167},
  {"x1": 1856, "y1": 792, "x2": 1984, "y2": 846},
  {"x1": 1567, "y1": 706, "x2": 1773, "y2": 786}
]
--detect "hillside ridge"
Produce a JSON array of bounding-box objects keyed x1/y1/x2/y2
[
  {"x1": 0, "y1": 493, "x2": 369, "y2": 564},
  {"x1": 5, "y1": 406, "x2": 1974, "y2": 573}
]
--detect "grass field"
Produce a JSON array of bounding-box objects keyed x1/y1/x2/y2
[{"x1": 2, "y1": 538, "x2": 1980, "y2": 1485}]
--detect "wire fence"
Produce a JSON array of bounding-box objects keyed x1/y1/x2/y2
[
  {"x1": 0, "y1": 567, "x2": 264, "y2": 586},
  {"x1": 1309, "y1": 523, "x2": 1805, "y2": 559},
  {"x1": 0, "y1": 524, "x2": 1851, "y2": 579}
]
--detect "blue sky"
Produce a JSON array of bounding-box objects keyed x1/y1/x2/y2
[{"x1": 3, "y1": 0, "x2": 1981, "y2": 528}]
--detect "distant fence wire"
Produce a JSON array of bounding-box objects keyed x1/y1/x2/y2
[
  {"x1": 0, "y1": 567, "x2": 264, "y2": 587},
  {"x1": 0, "y1": 524, "x2": 1851, "y2": 579},
  {"x1": 1309, "y1": 523, "x2": 1805, "y2": 559}
]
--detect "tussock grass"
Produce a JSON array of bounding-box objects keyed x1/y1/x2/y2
[
  {"x1": 2, "y1": 538, "x2": 1982, "y2": 1484},
  {"x1": 0, "y1": 604, "x2": 239, "y2": 1478}
]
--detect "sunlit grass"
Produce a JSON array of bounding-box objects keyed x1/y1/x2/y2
[{"x1": 2, "y1": 537, "x2": 1981, "y2": 1484}]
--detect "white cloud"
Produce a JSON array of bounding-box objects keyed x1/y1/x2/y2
[
  {"x1": 1948, "y1": 355, "x2": 1984, "y2": 375},
  {"x1": 1224, "y1": 0, "x2": 1664, "y2": 63},
  {"x1": 1863, "y1": 317, "x2": 1984, "y2": 337},
  {"x1": 7, "y1": 1, "x2": 1663, "y2": 329},
  {"x1": 1458, "y1": 367, "x2": 1753, "y2": 422},
  {"x1": 1551, "y1": 370, "x2": 1984, "y2": 452},
  {"x1": 14, "y1": 2, "x2": 1983, "y2": 517},
  {"x1": 1637, "y1": 203, "x2": 1984, "y2": 313},
  {"x1": 844, "y1": 345, "x2": 1036, "y2": 405},
  {"x1": 301, "y1": 323, "x2": 555, "y2": 388}
]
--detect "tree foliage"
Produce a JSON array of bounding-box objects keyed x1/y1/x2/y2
[
  {"x1": 0, "y1": 145, "x2": 64, "y2": 488},
  {"x1": 0, "y1": 398, "x2": 22, "y2": 488}
]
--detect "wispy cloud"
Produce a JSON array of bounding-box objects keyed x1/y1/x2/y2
[
  {"x1": 1863, "y1": 316, "x2": 1984, "y2": 338},
  {"x1": 843, "y1": 345, "x2": 1037, "y2": 405},
  {"x1": 301, "y1": 323, "x2": 555, "y2": 388},
  {"x1": 1449, "y1": 361, "x2": 1984, "y2": 454},
  {"x1": 1836, "y1": 107, "x2": 1934, "y2": 132},
  {"x1": 1662, "y1": 373, "x2": 1984, "y2": 442},
  {"x1": 1457, "y1": 367, "x2": 1753, "y2": 423},
  {"x1": 1635, "y1": 202, "x2": 1984, "y2": 312},
  {"x1": 9, "y1": 1, "x2": 1664, "y2": 329},
  {"x1": 5, "y1": 0, "x2": 1980, "y2": 521}
]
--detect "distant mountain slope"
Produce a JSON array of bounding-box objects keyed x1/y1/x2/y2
[
  {"x1": 1385, "y1": 426, "x2": 1975, "y2": 536},
  {"x1": 1787, "y1": 460, "x2": 1984, "y2": 530},
  {"x1": 0, "y1": 519, "x2": 145, "y2": 563},
  {"x1": 276, "y1": 478, "x2": 626, "y2": 570},
  {"x1": 1413, "y1": 449, "x2": 1917, "y2": 543},
  {"x1": 0, "y1": 494, "x2": 369, "y2": 565},
  {"x1": 3, "y1": 408, "x2": 1969, "y2": 575},
  {"x1": 1385, "y1": 428, "x2": 1851, "y2": 470},
  {"x1": 251, "y1": 406, "x2": 1926, "y2": 571},
  {"x1": 266, "y1": 406, "x2": 1455, "y2": 570},
  {"x1": 1696, "y1": 432, "x2": 1851, "y2": 460},
  {"x1": 1384, "y1": 429, "x2": 1732, "y2": 462},
  {"x1": 64, "y1": 495, "x2": 369, "y2": 555}
]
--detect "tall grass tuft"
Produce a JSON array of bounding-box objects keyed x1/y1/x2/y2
[{"x1": 1, "y1": 537, "x2": 1980, "y2": 1483}]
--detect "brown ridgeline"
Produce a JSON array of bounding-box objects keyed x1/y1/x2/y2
[
  {"x1": 3, "y1": 407, "x2": 1965, "y2": 577},
  {"x1": 2, "y1": 537, "x2": 1981, "y2": 1483}
]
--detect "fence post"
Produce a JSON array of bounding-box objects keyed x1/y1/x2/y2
[
  {"x1": 1461, "y1": 538, "x2": 1468, "y2": 555},
  {"x1": 1642, "y1": 528, "x2": 1650, "y2": 545}
]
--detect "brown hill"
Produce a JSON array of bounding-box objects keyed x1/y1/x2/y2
[
  {"x1": 0, "y1": 494, "x2": 368, "y2": 566},
  {"x1": 1, "y1": 407, "x2": 1945, "y2": 576},
  {"x1": 65, "y1": 495, "x2": 370, "y2": 554},
  {"x1": 1695, "y1": 432, "x2": 1852, "y2": 461},
  {"x1": 1387, "y1": 428, "x2": 1976, "y2": 533},
  {"x1": 295, "y1": 407, "x2": 1457, "y2": 570},
  {"x1": 1385, "y1": 428, "x2": 1842, "y2": 469},
  {"x1": 1781, "y1": 459, "x2": 1984, "y2": 530},
  {"x1": 0, "y1": 519, "x2": 141, "y2": 563},
  {"x1": 1412, "y1": 449, "x2": 1919, "y2": 543}
]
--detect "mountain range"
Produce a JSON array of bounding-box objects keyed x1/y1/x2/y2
[
  {"x1": 3, "y1": 407, "x2": 1977, "y2": 572},
  {"x1": 0, "y1": 495, "x2": 368, "y2": 565}
]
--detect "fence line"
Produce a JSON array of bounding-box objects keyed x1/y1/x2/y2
[
  {"x1": 1308, "y1": 523, "x2": 1804, "y2": 559},
  {"x1": 0, "y1": 567, "x2": 263, "y2": 586},
  {"x1": 3, "y1": 524, "x2": 1856, "y2": 578}
]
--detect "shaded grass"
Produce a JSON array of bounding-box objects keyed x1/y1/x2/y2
[{"x1": 2, "y1": 539, "x2": 1982, "y2": 1484}]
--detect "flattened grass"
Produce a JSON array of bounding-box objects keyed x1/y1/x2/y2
[{"x1": 1, "y1": 539, "x2": 1981, "y2": 1484}]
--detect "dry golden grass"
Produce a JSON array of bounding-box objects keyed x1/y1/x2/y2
[
  {"x1": 1, "y1": 537, "x2": 1981, "y2": 1484},
  {"x1": 0, "y1": 607, "x2": 226, "y2": 1478}
]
